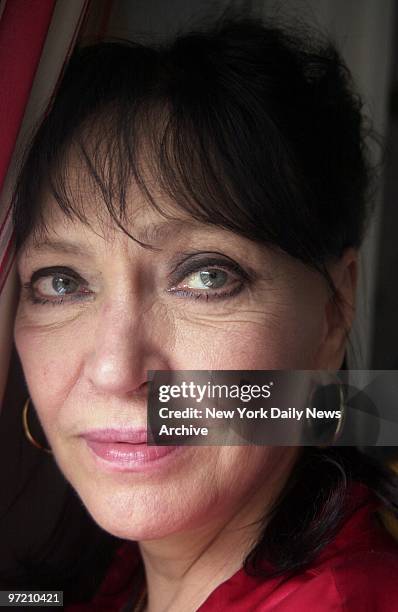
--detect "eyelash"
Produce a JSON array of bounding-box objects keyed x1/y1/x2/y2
[
  {"x1": 21, "y1": 257, "x2": 250, "y2": 307},
  {"x1": 22, "y1": 283, "x2": 91, "y2": 307}
]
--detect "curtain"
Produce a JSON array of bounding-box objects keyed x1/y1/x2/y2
[
  {"x1": 0, "y1": 0, "x2": 117, "y2": 583},
  {"x1": 0, "y1": 0, "x2": 92, "y2": 411}
]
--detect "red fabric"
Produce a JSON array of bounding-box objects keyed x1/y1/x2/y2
[
  {"x1": 66, "y1": 481, "x2": 398, "y2": 611},
  {"x1": 0, "y1": 0, "x2": 55, "y2": 193}
]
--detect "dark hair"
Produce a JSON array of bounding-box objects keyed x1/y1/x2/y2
[
  {"x1": 8, "y1": 13, "x2": 398, "y2": 605},
  {"x1": 13, "y1": 17, "x2": 375, "y2": 277}
]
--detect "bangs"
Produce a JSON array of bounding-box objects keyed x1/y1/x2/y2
[
  {"x1": 12, "y1": 18, "x2": 371, "y2": 279},
  {"x1": 17, "y1": 61, "x2": 292, "y2": 256},
  {"x1": 12, "y1": 36, "x2": 315, "y2": 261},
  {"x1": 36, "y1": 96, "x2": 268, "y2": 251}
]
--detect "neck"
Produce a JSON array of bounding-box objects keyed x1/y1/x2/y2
[{"x1": 138, "y1": 448, "x2": 300, "y2": 612}]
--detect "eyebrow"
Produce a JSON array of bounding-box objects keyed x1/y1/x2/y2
[
  {"x1": 30, "y1": 239, "x2": 95, "y2": 257},
  {"x1": 28, "y1": 219, "x2": 200, "y2": 256}
]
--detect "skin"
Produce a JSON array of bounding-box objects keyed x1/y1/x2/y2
[{"x1": 14, "y1": 175, "x2": 358, "y2": 612}]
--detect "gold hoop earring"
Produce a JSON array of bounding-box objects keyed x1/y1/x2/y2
[{"x1": 22, "y1": 397, "x2": 52, "y2": 454}]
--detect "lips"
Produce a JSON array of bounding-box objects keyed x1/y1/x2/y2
[
  {"x1": 80, "y1": 428, "x2": 182, "y2": 472},
  {"x1": 82, "y1": 428, "x2": 148, "y2": 444}
]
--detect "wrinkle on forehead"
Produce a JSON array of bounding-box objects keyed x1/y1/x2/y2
[
  {"x1": 18, "y1": 91, "x2": 261, "y2": 261},
  {"x1": 25, "y1": 103, "x2": 190, "y2": 251},
  {"x1": 18, "y1": 100, "x2": 268, "y2": 263},
  {"x1": 30, "y1": 98, "x2": 239, "y2": 241},
  {"x1": 28, "y1": 145, "x2": 196, "y2": 253},
  {"x1": 24, "y1": 176, "x2": 220, "y2": 260}
]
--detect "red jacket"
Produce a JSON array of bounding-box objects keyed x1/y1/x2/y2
[{"x1": 66, "y1": 482, "x2": 398, "y2": 611}]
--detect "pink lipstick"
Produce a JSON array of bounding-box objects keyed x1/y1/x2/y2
[{"x1": 80, "y1": 428, "x2": 182, "y2": 472}]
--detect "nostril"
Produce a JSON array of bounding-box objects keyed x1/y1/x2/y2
[{"x1": 134, "y1": 381, "x2": 149, "y2": 398}]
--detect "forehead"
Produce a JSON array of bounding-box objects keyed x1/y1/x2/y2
[
  {"x1": 28, "y1": 213, "x2": 206, "y2": 257},
  {"x1": 25, "y1": 145, "x2": 202, "y2": 253},
  {"x1": 18, "y1": 140, "x2": 271, "y2": 265},
  {"x1": 25, "y1": 199, "x2": 203, "y2": 258}
]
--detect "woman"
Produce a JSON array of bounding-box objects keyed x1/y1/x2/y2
[{"x1": 9, "y1": 14, "x2": 398, "y2": 611}]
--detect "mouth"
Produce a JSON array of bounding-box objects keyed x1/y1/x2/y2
[
  {"x1": 80, "y1": 428, "x2": 182, "y2": 473},
  {"x1": 82, "y1": 428, "x2": 148, "y2": 444}
]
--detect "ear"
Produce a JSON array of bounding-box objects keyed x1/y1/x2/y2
[{"x1": 314, "y1": 248, "x2": 358, "y2": 369}]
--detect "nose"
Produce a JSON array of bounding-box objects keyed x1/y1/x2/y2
[{"x1": 84, "y1": 299, "x2": 170, "y2": 397}]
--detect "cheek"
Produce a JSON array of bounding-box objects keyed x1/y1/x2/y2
[
  {"x1": 13, "y1": 312, "x2": 86, "y2": 433},
  {"x1": 170, "y1": 299, "x2": 324, "y2": 369},
  {"x1": 65, "y1": 445, "x2": 276, "y2": 540}
]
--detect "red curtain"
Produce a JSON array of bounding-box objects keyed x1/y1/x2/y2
[
  {"x1": 0, "y1": 0, "x2": 55, "y2": 194},
  {"x1": 0, "y1": 0, "x2": 93, "y2": 408},
  {"x1": 0, "y1": 0, "x2": 55, "y2": 299}
]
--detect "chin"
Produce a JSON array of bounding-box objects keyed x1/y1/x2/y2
[
  {"x1": 73, "y1": 484, "x2": 201, "y2": 541},
  {"x1": 91, "y1": 512, "x2": 172, "y2": 541}
]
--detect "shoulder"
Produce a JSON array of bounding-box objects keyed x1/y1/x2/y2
[
  {"x1": 324, "y1": 548, "x2": 398, "y2": 611},
  {"x1": 295, "y1": 547, "x2": 398, "y2": 612},
  {"x1": 310, "y1": 483, "x2": 398, "y2": 611},
  {"x1": 201, "y1": 483, "x2": 398, "y2": 612},
  {"x1": 202, "y1": 549, "x2": 398, "y2": 612}
]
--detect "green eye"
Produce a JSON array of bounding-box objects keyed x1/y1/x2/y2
[
  {"x1": 168, "y1": 256, "x2": 249, "y2": 301},
  {"x1": 185, "y1": 269, "x2": 228, "y2": 290},
  {"x1": 52, "y1": 276, "x2": 79, "y2": 295},
  {"x1": 199, "y1": 270, "x2": 228, "y2": 288},
  {"x1": 23, "y1": 267, "x2": 92, "y2": 306}
]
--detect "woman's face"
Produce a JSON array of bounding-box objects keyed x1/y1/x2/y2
[{"x1": 13, "y1": 175, "x2": 355, "y2": 541}]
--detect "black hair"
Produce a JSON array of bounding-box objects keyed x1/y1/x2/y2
[
  {"x1": 7, "y1": 13, "x2": 398, "y2": 606},
  {"x1": 13, "y1": 17, "x2": 375, "y2": 277}
]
